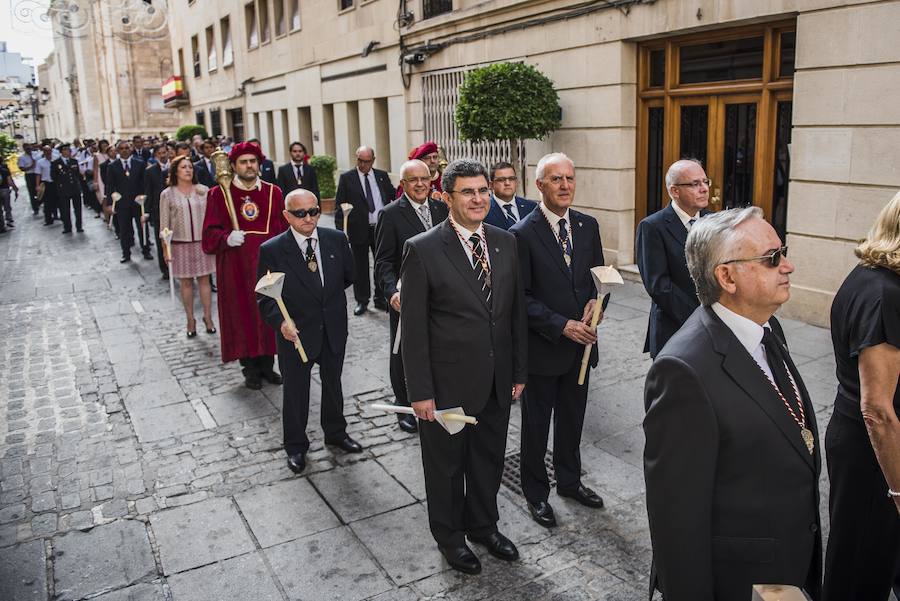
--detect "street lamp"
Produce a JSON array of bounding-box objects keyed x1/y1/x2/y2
[{"x1": 12, "y1": 83, "x2": 50, "y2": 142}]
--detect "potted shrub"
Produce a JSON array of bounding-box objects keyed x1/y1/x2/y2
[
  {"x1": 309, "y1": 154, "x2": 337, "y2": 213},
  {"x1": 175, "y1": 124, "x2": 209, "y2": 141}
]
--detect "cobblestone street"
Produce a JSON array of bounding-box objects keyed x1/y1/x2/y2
[{"x1": 0, "y1": 188, "x2": 839, "y2": 601}]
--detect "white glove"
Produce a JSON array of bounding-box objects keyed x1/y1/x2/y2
[{"x1": 226, "y1": 230, "x2": 246, "y2": 247}]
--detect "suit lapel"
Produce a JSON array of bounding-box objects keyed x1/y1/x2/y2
[
  {"x1": 662, "y1": 204, "x2": 688, "y2": 248},
  {"x1": 530, "y1": 209, "x2": 570, "y2": 278},
  {"x1": 440, "y1": 222, "x2": 491, "y2": 314},
  {"x1": 398, "y1": 195, "x2": 426, "y2": 234},
  {"x1": 282, "y1": 231, "x2": 323, "y2": 300},
  {"x1": 704, "y1": 309, "x2": 816, "y2": 470},
  {"x1": 570, "y1": 211, "x2": 593, "y2": 280},
  {"x1": 318, "y1": 229, "x2": 337, "y2": 295}
]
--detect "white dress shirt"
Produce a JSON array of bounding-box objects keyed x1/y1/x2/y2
[
  {"x1": 290, "y1": 227, "x2": 325, "y2": 285},
  {"x1": 205, "y1": 157, "x2": 215, "y2": 177},
  {"x1": 671, "y1": 200, "x2": 699, "y2": 230},
  {"x1": 407, "y1": 195, "x2": 431, "y2": 228},
  {"x1": 453, "y1": 221, "x2": 491, "y2": 269},
  {"x1": 35, "y1": 157, "x2": 53, "y2": 182},
  {"x1": 291, "y1": 163, "x2": 304, "y2": 181},
  {"x1": 17, "y1": 151, "x2": 37, "y2": 174},
  {"x1": 232, "y1": 176, "x2": 262, "y2": 191},
  {"x1": 495, "y1": 196, "x2": 521, "y2": 222},
  {"x1": 711, "y1": 302, "x2": 800, "y2": 400},
  {"x1": 357, "y1": 168, "x2": 384, "y2": 225},
  {"x1": 538, "y1": 202, "x2": 573, "y2": 245}
]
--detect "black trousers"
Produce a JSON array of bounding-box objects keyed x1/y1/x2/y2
[
  {"x1": 823, "y1": 410, "x2": 900, "y2": 601},
  {"x1": 238, "y1": 355, "x2": 275, "y2": 380},
  {"x1": 351, "y1": 224, "x2": 382, "y2": 305},
  {"x1": 117, "y1": 200, "x2": 148, "y2": 258},
  {"x1": 419, "y1": 393, "x2": 510, "y2": 548},
  {"x1": 152, "y1": 221, "x2": 168, "y2": 276},
  {"x1": 388, "y1": 308, "x2": 408, "y2": 410},
  {"x1": 41, "y1": 184, "x2": 57, "y2": 224},
  {"x1": 25, "y1": 173, "x2": 38, "y2": 212},
  {"x1": 520, "y1": 357, "x2": 589, "y2": 504},
  {"x1": 279, "y1": 342, "x2": 348, "y2": 455},
  {"x1": 58, "y1": 194, "x2": 83, "y2": 231}
]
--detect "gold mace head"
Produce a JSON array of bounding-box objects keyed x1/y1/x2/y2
[
  {"x1": 437, "y1": 145, "x2": 448, "y2": 171},
  {"x1": 211, "y1": 149, "x2": 233, "y2": 184}
]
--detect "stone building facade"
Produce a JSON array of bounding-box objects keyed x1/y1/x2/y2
[
  {"x1": 165, "y1": 0, "x2": 899, "y2": 326},
  {"x1": 39, "y1": 0, "x2": 180, "y2": 142}
]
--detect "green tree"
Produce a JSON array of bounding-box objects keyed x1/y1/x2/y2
[
  {"x1": 456, "y1": 62, "x2": 561, "y2": 186},
  {"x1": 0, "y1": 134, "x2": 18, "y2": 161},
  {"x1": 309, "y1": 154, "x2": 337, "y2": 198},
  {"x1": 175, "y1": 124, "x2": 209, "y2": 141}
]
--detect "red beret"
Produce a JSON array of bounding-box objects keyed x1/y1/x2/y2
[
  {"x1": 408, "y1": 141, "x2": 438, "y2": 160},
  {"x1": 228, "y1": 141, "x2": 266, "y2": 163}
]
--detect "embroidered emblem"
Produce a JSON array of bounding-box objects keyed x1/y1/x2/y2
[{"x1": 240, "y1": 197, "x2": 260, "y2": 221}]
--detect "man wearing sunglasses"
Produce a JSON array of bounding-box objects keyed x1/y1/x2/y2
[
  {"x1": 374, "y1": 159, "x2": 449, "y2": 434},
  {"x1": 257, "y1": 188, "x2": 361, "y2": 475},
  {"x1": 644, "y1": 207, "x2": 821, "y2": 601},
  {"x1": 636, "y1": 158, "x2": 711, "y2": 358}
]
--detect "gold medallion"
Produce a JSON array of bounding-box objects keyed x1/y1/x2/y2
[
  {"x1": 307, "y1": 259, "x2": 318, "y2": 273},
  {"x1": 563, "y1": 254, "x2": 571, "y2": 266},
  {"x1": 240, "y1": 197, "x2": 260, "y2": 221},
  {"x1": 801, "y1": 427, "x2": 814, "y2": 454}
]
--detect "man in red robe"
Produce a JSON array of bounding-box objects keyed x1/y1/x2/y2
[
  {"x1": 202, "y1": 142, "x2": 288, "y2": 389},
  {"x1": 395, "y1": 141, "x2": 443, "y2": 199}
]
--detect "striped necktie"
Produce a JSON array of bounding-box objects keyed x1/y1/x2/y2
[{"x1": 469, "y1": 233, "x2": 491, "y2": 306}]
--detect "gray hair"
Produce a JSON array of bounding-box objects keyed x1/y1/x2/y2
[
  {"x1": 355, "y1": 145, "x2": 375, "y2": 159},
  {"x1": 399, "y1": 159, "x2": 430, "y2": 179},
  {"x1": 441, "y1": 159, "x2": 488, "y2": 193},
  {"x1": 284, "y1": 188, "x2": 318, "y2": 210},
  {"x1": 665, "y1": 159, "x2": 703, "y2": 200},
  {"x1": 535, "y1": 152, "x2": 574, "y2": 181},
  {"x1": 686, "y1": 206, "x2": 764, "y2": 306}
]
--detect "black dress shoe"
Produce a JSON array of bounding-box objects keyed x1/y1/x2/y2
[
  {"x1": 558, "y1": 484, "x2": 604, "y2": 508},
  {"x1": 397, "y1": 415, "x2": 418, "y2": 433},
  {"x1": 262, "y1": 370, "x2": 282, "y2": 385},
  {"x1": 76, "y1": 228, "x2": 83, "y2": 232},
  {"x1": 244, "y1": 377, "x2": 263, "y2": 390},
  {"x1": 120, "y1": 256, "x2": 131, "y2": 263},
  {"x1": 143, "y1": 252, "x2": 153, "y2": 260},
  {"x1": 468, "y1": 531, "x2": 519, "y2": 561},
  {"x1": 286, "y1": 453, "x2": 306, "y2": 474},
  {"x1": 373, "y1": 299, "x2": 388, "y2": 312},
  {"x1": 326, "y1": 436, "x2": 363, "y2": 453},
  {"x1": 527, "y1": 500, "x2": 557, "y2": 527},
  {"x1": 353, "y1": 303, "x2": 368, "y2": 316},
  {"x1": 439, "y1": 545, "x2": 481, "y2": 575},
  {"x1": 61, "y1": 229, "x2": 72, "y2": 234}
]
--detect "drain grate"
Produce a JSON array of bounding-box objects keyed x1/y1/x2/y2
[{"x1": 501, "y1": 451, "x2": 557, "y2": 497}]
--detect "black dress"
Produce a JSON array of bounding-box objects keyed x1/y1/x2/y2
[{"x1": 823, "y1": 264, "x2": 900, "y2": 601}]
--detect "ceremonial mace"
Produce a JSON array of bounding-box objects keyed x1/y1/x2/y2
[
  {"x1": 109, "y1": 192, "x2": 121, "y2": 230},
  {"x1": 392, "y1": 280, "x2": 402, "y2": 355},
  {"x1": 340, "y1": 203, "x2": 353, "y2": 234},
  {"x1": 211, "y1": 149, "x2": 240, "y2": 231},
  {"x1": 255, "y1": 271, "x2": 308, "y2": 363},
  {"x1": 160, "y1": 227, "x2": 175, "y2": 304},
  {"x1": 369, "y1": 403, "x2": 476, "y2": 435},
  {"x1": 578, "y1": 266, "x2": 624, "y2": 386},
  {"x1": 136, "y1": 194, "x2": 150, "y2": 248}
]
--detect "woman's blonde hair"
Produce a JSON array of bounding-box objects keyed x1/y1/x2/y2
[{"x1": 856, "y1": 190, "x2": 900, "y2": 274}]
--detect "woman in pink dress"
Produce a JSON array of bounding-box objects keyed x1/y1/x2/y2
[{"x1": 159, "y1": 155, "x2": 216, "y2": 337}]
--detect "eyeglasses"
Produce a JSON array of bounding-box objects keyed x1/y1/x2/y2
[
  {"x1": 357, "y1": 158, "x2": 374, "y2": 164},
  {"x1": 403, "y1": 176, "x2": 431, "y2": 184},
  {"x1": 450, "y1": 187, "x2": 491, "y2": 200},
  {"x1": 492, "y1": 176, "x2": 516, "y2": 184},
  {"x1": 673, "y1": 179, "x2": 712, "y2": 189},
  {"x1": 546, "y1": 175, "x2": 575, "y2": 185},
  {"x1": 286, "y1": 207, "x2": 321, "y2": 219},
  {"x1": 720, "y1": 246, "x2": 788, "y2": 268}
]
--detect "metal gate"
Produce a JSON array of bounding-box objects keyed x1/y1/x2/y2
[{"x1": 422, "y1": 66, "x2": 524, "y2": 169}]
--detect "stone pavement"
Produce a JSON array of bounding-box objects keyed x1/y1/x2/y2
[{"x1": 0, "y1": 187, "x2": 839, "y2": 601}]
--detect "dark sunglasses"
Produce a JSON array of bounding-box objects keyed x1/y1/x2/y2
[
  {"x1": 720, "y1": 245, "x2": 788, "y2": 268},
  {"x1": 286, "y1": 207, "x2": 320, "y2": 219}
]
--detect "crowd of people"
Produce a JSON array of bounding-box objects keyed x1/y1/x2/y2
[{"x1": 4, "y1": 130, "x2": 899, "y2": 599}]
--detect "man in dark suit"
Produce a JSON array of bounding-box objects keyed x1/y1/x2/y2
[
  {"x1": 52, "y1": 144, "x2": 86, "y2": 234},
  {"x1": 334, "y1": 145, "x2": 395, "y2": 315},
  {"x1": 374, "y1": 159, "x2": 449, "y2": 434},
  {"x1": 276, "y1": 141, "x2": 320, "y2": 203},
  {"x1": 144, "y1": 144, "x2": 171, "y2": 278},
  {"x1": 484, "y1": 161, "x2": 537, "y2": 230},
  {"x1": 247, "y1": 138, "x2": 277, "y2": 184},
  {"x1": 511, "y1": 152, "x2": 606, "y2": 528},
  {"x1": 644, "y1": 207, "x2": 821, "y2": 601},
  {"x1": 193, "y1": 139, "x2": 217, "y2": 188},
  {"x1": 106, "y1": 141, "x2": 149, "y2": 263},
  {"x1": 401, "y1": 159, "x2": 527, "y2": 575},
  {"x1": 132, "y1": 136, "x2": 152, "y2": 162},
  {"x1": 257, "y1": 189, "x2": 363, "y2": 474},
  {"x1": 636, "y1": 158, "x2": 711, "y2": 358}
]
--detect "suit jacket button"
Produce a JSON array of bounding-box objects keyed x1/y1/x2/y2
[
  {"x1": 488, "y1": 351, "x2": 494, "y2": 358},
  {"x1": 809, "y1": 523, "x2": 818, "y2": 533}
]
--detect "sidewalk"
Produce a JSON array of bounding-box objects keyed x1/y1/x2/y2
[{"x1": 0, "y1": 187, "x2": 838, "y2": 600}]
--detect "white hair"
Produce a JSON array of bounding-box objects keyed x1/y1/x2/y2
[
  {"x1": 355, "y1": 146, "x2": 375, "y2": 158},
  {"x1": 399, "y1": 159, "x2": 429, "y2": 179},
  {"x1": 535, "y1": 152, "x2": 574, "y2": 181},
  {"x1": 284, "y1": 188, "x2": 317, "y2": 210},
  {"x1": 665, "y1": 159, "x2": 704, "y2": 200},
  {"x1": 686, "y1": 206, "x2": 764, "y2": 305}
]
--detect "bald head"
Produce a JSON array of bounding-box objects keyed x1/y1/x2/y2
[{"x1": 284, "y1": 188, "x2": 318, "y2": 211}]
